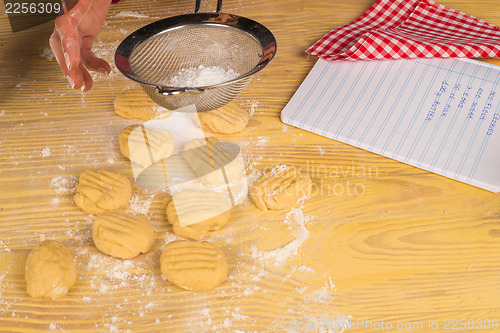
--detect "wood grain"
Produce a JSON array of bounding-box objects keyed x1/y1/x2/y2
[{"x1": 1, "y1": 0, "x2": 500, "y2": 332}]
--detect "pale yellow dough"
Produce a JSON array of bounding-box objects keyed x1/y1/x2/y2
[
  {"x1": 114, "y1": 88, "x2": 169, "y2": 121},
  {"x1": 182, "y1": 138, "x2": 245, "y2": 186},
  {"x1": 92, "y1": 212, "x2": 154, "y2": 259},
  {"x1": 118, "y1": 124, "x2": 175, "y2": 168},
  {"x1": 166, "y1": 190, "x2": 232, "y2": 239},
  {"x1": 250, "y1": 165, "x2": 313, "y2": 211},
  {"x1": 73, "y1": 169, "x2": 132, "y2": 215},
  {"x1": 196, "y1": 104, "x2": 250, "y2": 134},
  {"x1": 25, "y1": 241, "x2": 76, "y2": 299},
  {"x1": 160, "y1": 241, "x2": 228, "y2": 291}
]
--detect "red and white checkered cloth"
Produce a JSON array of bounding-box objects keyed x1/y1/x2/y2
[{"x1": 306, "y1": 0, "x2": 500, "y2": 61}]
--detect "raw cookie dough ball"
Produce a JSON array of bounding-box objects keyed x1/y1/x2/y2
[
  {"x1": 25, "y1": 241, "x2": 76, "y2": 299},
  {"x1": 183, "y1": 138, "x2": 245, "y2": 186},
  {"x1": 160, "y1": 240, "x2": 228, "y2": 291},
  {"x1": 250, "y1": 165, "x2": 313, "y2": 211},
  {"x1": 92, "y1": 212, "x2": 154, "y2": 258},
  {"x1": 114, "y1": 88, "x2": 169, "y2": 121},
  {"x1": 118, "y1": 124, "x2": 175, "y2": 168},
  {"x1": 73, "y1": 169, "x2": 132, "y2": 215},
  {"x1": 166, "y1": 190, "x2": 232, "y2": 240},
  {"x1": 196, "y1": 104, "x2": 250, "y2": 134}
]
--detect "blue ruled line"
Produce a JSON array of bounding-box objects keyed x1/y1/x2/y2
[
  {"x1": 441, "y1": 67, "x2": 494, "y2": 176},
  {"x1": 416, "y1": 59, "x2": 466, "y2": 169},
  {"x1": 321, "y1": 61, "x2": 371, "y2": 137},
  {"x1": 297, "y1": 61, "x2": 343, "y2": 128},
  {"x1": 454, "y1": 74, "x2": 500, "y2": 179},
  {"x1": 466, "y1": 106, "x2": 500, "y2": 184},
  {"x1": 336, "y1": 60, "x2": 383, "y2": 142},
  {"x1": 428, "y1": 62, "x2": 479, "y2": 172},
  {"x1": 287, "y1": 60, "x2": 333, "y2": 124},
  {"x1": 379, "y1": 58, "x2": 425, "y2": 155},
  {"x1": 392, "y1": 59, "x2": 445, "y2": 160}
]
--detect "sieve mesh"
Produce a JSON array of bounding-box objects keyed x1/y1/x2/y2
[
  {"x1": 130, "y1": 24, "x2": 262, "y2": 88},
  {"x1": 115, "y1": 12, "x2": 276, "y2": 112}
]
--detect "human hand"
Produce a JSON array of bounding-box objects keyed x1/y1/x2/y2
[{"x1": 49, "y1": 0, "x2": 112, "y2": 91}]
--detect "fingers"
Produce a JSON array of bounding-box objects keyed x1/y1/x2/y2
[
  {"x1": 49, "y1": 30, "x2": 78, "y2": 89},
  {"x1": 82, "y1": 53, "x2": 111, "y2": 74},
  {"x1": 49, "y1": 30, "x2": 66, "y2": 75},
  {"x1": 49, "y1": 0, "x2": 112, "y2": 91},
  {"x1": 50, "y1": 25, "x2": 109, "y2": 91},
  {"x1": 50, "y1": 15, "x2": 83, "y2": 89},
  {"x1": 54, "y1": 15, "x2": 81, "y2": 72},
  {"x1": 81, "y1": 36, "x2": 111, "y2": 74},
  {"x1": 79, "y1": 63, "x2": 94, "y2": 92}
]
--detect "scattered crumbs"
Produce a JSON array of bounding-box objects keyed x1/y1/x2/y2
[
  {"x1": 0, "y1": 110, "x2": 4, "y2": 116},
  {"x1": 113, "y1": 11, "x2": 151, "y2": 18},
  {"x1": 119, "y1": 28, "x2": 128, "y2": 34},
  {"x1": 39, "y1": 233, "x2": 46, "y2": 242},
  {"x1": 128, "y1": 194, "x2": 152, "y2": 215},
  {"x1": 41, "y1": 147, "x2": 52, "y2": 157},
  {"x1": 15, "y1": 82, "x2": 26, "y2": 88},
  {"x1": 48, "y1": 323, "x2": 59, "y2": 330},
  {"x1": 281, "y1": 124, "x2": 290, "y2": 132},
  {"x1": 39, "y1": 48, "x2": 55, "y2": 61},
  {"x1": 317, "y1": 145, "x2": 325, "y2": 155},
  {"x1": 106, "y1": 157, "x2": 115, "y2": 164},
  {"x1": 50, "y1": 175, "x2": 78, "y2": 195}
]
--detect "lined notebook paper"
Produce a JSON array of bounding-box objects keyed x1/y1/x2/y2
[{"x1": 281, "y1": 58, "x2": 500, "y2": 192}]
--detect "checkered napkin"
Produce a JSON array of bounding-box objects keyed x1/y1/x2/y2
[{"x1": 306, "y1": 0, "x2": 500, "y2": 61}]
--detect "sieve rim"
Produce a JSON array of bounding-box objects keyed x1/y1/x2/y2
[{"x1": 114, "y1": 12, "x2": 277, "y2": 90}]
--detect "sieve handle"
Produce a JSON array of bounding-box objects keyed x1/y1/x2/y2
[
  {"x1": 195, "y1": 0, "x2": 222, "y2": 13},
  {"x1": 155, "y1": 86, "x2": 205, "y2": 96}
]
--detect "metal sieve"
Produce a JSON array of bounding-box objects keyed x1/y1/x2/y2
[{"x1": 115, "y1": 0, "x2": 277, "y2": 112}]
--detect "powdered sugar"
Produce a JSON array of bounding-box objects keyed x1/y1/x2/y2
[{"x1": 168, "y1": 65, "x2": 240, "y2": 87}]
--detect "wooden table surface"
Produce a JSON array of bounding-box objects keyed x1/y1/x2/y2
[{"x1": 1, "y1": 0, "x2": 500, "y2": 332}]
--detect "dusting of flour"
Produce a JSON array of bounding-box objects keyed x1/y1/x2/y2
[{"x1": 251, "y1": 207, "x2": 311, "y2": 267}]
